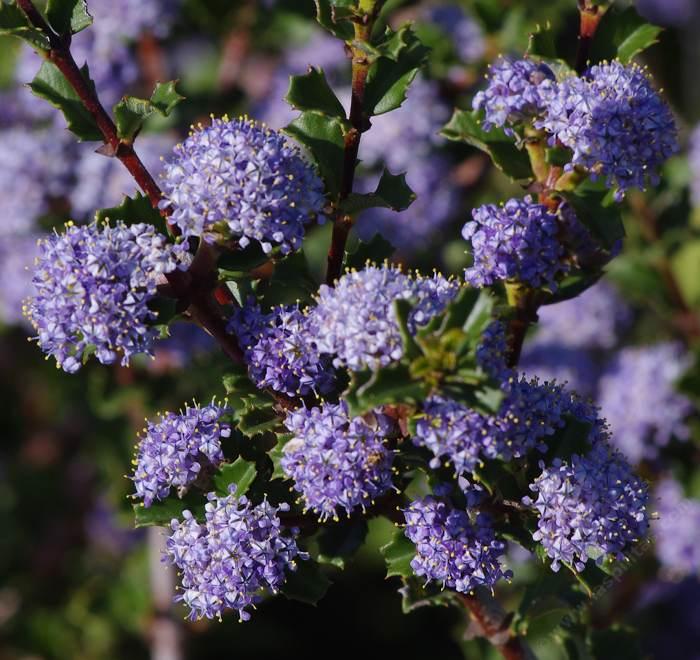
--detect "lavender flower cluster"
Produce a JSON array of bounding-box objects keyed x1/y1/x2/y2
[
  {"x1": 159, "y1": 116, "x2": 326, "y2": 254},
  {"x1": 475, "y1": 58, "x2": 678, "y2": 199},
  {"x1": 281, "y1": 402, "x2": 394, "y2": 521},
  {"x1": 132, "y1": 403, "x2": 231, "y2": 507},
  {"x1": 403, "y1": 495, "x2": 512, "y2": 593},
  {"x1": 165, "y1": 487, "x2": 305, "y2": 621},
  {"x1": 25, "y1": 221, "x2": 188, "y2": 372}
]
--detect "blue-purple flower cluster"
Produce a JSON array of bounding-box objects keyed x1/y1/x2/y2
[
  {"x1": 653, "y1": 479, "x2": 700, "y2": 577},
  {"x1": 282, "y1": 402, "x2": 394, "y2": 521},
  {"x1": 598, "y1": 343, "x2": 693, "y2": 463},
  {"x1": 228, "y1": 301, "x2": 336, "y2": 397},
  {"x1": 132, "y1": 402, "x2": 231, "y2": 507},
  {"x1": 25, "y1": 221, "x2": 188, "y2": 372},
  {"x1": 311, "y1": 264, "x2": 458, "y2": 371},
  {"x1": 159, "y1": 117, "x2": 326, "y2": 254},
  {"x1": 524, "y1": 442, "x2": 649, "y2": 572},
  {"x1": 462, "y1": 196, "x2": 567, "y2": 289},
  {"x1": 165, "y1": 487, "x2": 305, "y2": 621},
  {"x1": 538, "y1": 61, "x2": 678, "y2": 200},
  {"x1": 403, "y1": 495, "x2": 512, "y2": 592}
]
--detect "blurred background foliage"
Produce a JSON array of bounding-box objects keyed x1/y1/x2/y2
[{"x1": 1, "y1": 0, "x2": 700, "y2": 658}]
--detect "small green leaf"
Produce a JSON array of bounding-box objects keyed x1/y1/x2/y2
[
  {"x1": 544, "y1": 271, "x2": 602, "y2": 305},
  {"x1": 95, "y1": 192, "x2": 163, "y2": 226},
  {"x1": 364, "y1": 24, "x2": 430, "y2": 116},
  {"x1": 442, "y1": 109, "x2": 533, "y2": 182},
  {"x1": 341, "y1": 169, "x2": 415, "y2": 214},
  {"x1": 46, "y1": 0, "x2": 92, "y2": 36},
  {"x1": 284, "y1": 111, "x2": 345, "y2": 195},
  {"x1": 285, "y1": 67, "x2": 347, "y2": 119},
  {"x1": 237, "y1": 405, "x2": 281, "y2": 437},
  {"x1": 380, "y1": 529, "x2": 415, "y2": 578},
  {"x1": 29, "y1": 60, "x2": 102, "y2": 141},
  {"x1": 527, "y1": 21, "x2": 557, "y2": 59},
  {"x1": 213, "y1": 457, "x2": 258, "y2": 497},
  {"x1": 671, "y1": 240, "x2": 700, "y2": 309},
  {"x1": 344, "y1": 233, "x2": 395, "y2": 270},
  {"x1": 0, "y1": 2, "x2": 50, "y2": 50},
  {"x1": 281, "y1": 560, "x2": 333, "y2": 605},
  {"x1": 133, "y1": 492, "x2": 205, "y2": 528},
  {"x1": 590, "y1": 7, "x2": 662, "y2": 64},
  {"x1": 400, "y1": 577, "x2": 461, "y2": 613},
  {"x1": 316, "y1": 518, "x2": 369, "y2": 568},
  {"x1": 149, "y1": 80, "x2": 185, "y2": 115},
  {"x1": 113, "y1": 81, "x2": 184, "y2": 142},
  {"x1": 314, "y1": 0, "x2": 354, "y2": 40},
  {"x1": 394, "y1": 298, "x2": 423, "y2": 361},
  {"x1": 562, "y1": 186, "x2": 625, "y2": 251}
]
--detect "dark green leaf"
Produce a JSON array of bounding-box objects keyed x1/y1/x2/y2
[
  {"x1": 589, "y1": 627, "x2": 643, "y2": 660},
  {"x1": 442, "y1": 109, "x2": 533, "y2": 182},
  {"x1": 544, "y1": 271, "x2": 602, "y2": 305},
  {"x1": 46, "y1": 0, "x2": 92, "y2": 35},
  {"x1": 399, "y1": 577, "x2": 461, "y2": 613},
  {"x1": 364, "y1": 24, "x2": 430, "y2": 116},
  {"x1": 340, "y1": 169, "x2": 416, "y2": 214},
  {"x1": 269, "y1": 432, "x2": 293, "y2": 480},
  {"x1": 213, "y1": 457, "x2": 258, "y2": 497},
  {"x1": 316, "y1": 518, "x2": 368, "y2": 568},
  {"x1": 0, "y1": 2, "x2": 50, "y2": 50},
  {"x1": 314, "y1": 0, "x2": 354, "y2": 40},
  {"x1": 671, "y1": 240, "x2": 700, "y2": 308},
  {"x1": 285, "y1": 67, "x2": 347, "y2": 119},
  {"x1": 149, "y1": 80, "x2": 185, "y2": 115},
  {"x1": 380, "y1": 529, "x2": 415, "y2": 578},
  {"x1": 259, "y1": 250, "x2": 318, "y2": 307},
  {"x1": 133, "y1": 492, "x2": 205, "y2": 528},
  {"x1": 344, "y1": 233, "x2": 395, "y2": 270},
  {"x1": 394, "y1": 298, "x2": 423, "y2": 361},
  {"x1": 284, "y1": 111, "x2": 345, "y2": 195},
  {"x1": 590, "y1": 7, "x2": 662, "y2": 64},
  {"x1": 29, "y1": 60, "x2": 102, "y2": 141},
  {"x1": 563, "y1": 186, "x2": 625, "y2": 251},
  {"x1": 527, "y1": 21, "x2": 557, "y2": 59},
  {"x1": 95, "y1": 191, "x2": 163, "y2": 226},
  {"x1": 281, "y1": 560, "x2": 333, "y2": 605},
  {"x1": 237, "y1": 405, "x2": 281, "y2": 436},
  {"x1": 113, "y1": 81, "x2": 184, "y2": 141}
]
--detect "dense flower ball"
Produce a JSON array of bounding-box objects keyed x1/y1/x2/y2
[
  {"x1": 598, "y1": 343, "x2": 693, "y2": 464},
  {"x1": 159, "y1": 116, "x2": 326, "y2": 253},
  {"x1": 165, "y1": 487, "x2": 305, "y2": 621},
  {"x1": 523, "y1": 443, "x2": 649, "y2": 572},
  {"x1": 538, "y1": 61, "x2": 678, "y2": 200},
  {"x1": 653, "y1": 479, "x2": 700, "y2": 577},
  {"x1": 281, "y1": 402, "x2": 394, "y2": 521},
  {"x1": 403, "y1": 496, "x2": 512, "y2": 592},
  {"x1": 132, "y1": 402, "x2": 231, "y2": 507},
  {"x1": 414, "y1": 396, "x2": 498, "y2": 477},
  {"x1": 228, "y1": 301, "x2": 335, "y2": 397},
  {"x1": 463, "y1": 196, "x2": 567, "y2": 289},
  {"x1": 473, "y1": 57, "x2": 554, "y2": 134},
  {"x1": 311, "y1": 264, "x2": 459, "y2": 371},
  {"x1": 25, "y1": 221, "x2": 188, "y2": 372}
]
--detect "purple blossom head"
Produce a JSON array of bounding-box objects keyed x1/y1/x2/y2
[
  {"x1": 165, "y1": 487, "x2": 305, "y2": 621},
  {"x1": 535, "y1": 280, "x2": 631, "y2": 350},
  {"x1": 425, "y1": 4, "x2": 485, "y2": 64},
  {"x1": 597, "y1": 343, "x2": 694, "y2": 464},
  {"x1": 159, "y1": 117, "x2": 326, "y2": 254},
  {"x1": 25, "y1": 221, "x2": 188, "y2": 372},
  {"x1": 538, "y1": 61, "x2": 678, "y2": 200},
  {"x1": 403, "y1": 495, "x2": 512, "y2": 592},
  {"x1": 462, "y1": 196, "x2": 567, "y2": 289},
  {"x1": 132, "y1": 402, "x2": 230, "y2": 507},
  {"x1": 228, "y1": 300, "x2": 336, "y2": 397},
  {"x1": 473, "y1": 57, "x2": 555, "y2": 135},
  {"x1": 524, "y1": 442, "x2": 649, "y2": 572},
  {"x1": 281, "y1": 402, "x2": 394, "y2": 521},
  {"x1": 310, "y1": 264, "x2": 459, "y2": 371},
  {"x1": 652, "y1": 478, "x2": 700, "y2": 577}
]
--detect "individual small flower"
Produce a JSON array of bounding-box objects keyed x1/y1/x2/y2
[
  {"x1": 463, "y1": 196, "x2": 567, "y2": 289},
  {"x1": 653, "y1": 478, "x2": 700, "y2": 577},
  {"x1": 538, "y1": 61, "x2": 678, "y2": 200},
  {"x1": 597, "y1": 343, "x2": 693, "y2": 464},
  {"x1": 403, "y1": 495, "x2": 512, "y2": 592},
  {"x1": 165, "y1": 486, "x2": 305, "y2": 621},
  {"x1": 413, "y1": 396, "x2": 498, "y2": 477},
  {"x1": 132, "y1": 402, "x2": 230, "y2": 507},
  {"x1": 228, "y1": 300, "x2": 336, "y2": 397},
  {"x1": 311, "y1": 264, "x2": 459, "y2": 371},
  {"x1": 159, "y1": 116, "x2": 326, "y2": 254},
  {"x1": 25, "y1": 221, "x2": 188, "y2": 373},
  {"x1": 523, "y1": 443, "x2": 649, "y2": 572},
  {"x1": 281, "y1": 402, "x2": 394, "y2": 521},
  {"x1": 473, "y1": 57, "x2": 555, "y2": 134},
  {"x1": 534, "y1": 280, "x2": 631, "y2": 350}
]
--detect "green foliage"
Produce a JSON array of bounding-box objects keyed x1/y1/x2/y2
[
  {"x1": 132, "y1": 491, "x2": 205, "y2": 528},
  {"x1": 400, "y1": 577, "x2": 461, "y2": 613},
  {"x1": 671, "y1": 239, "x2": 700, "y2": 308},
  {"x1": 285, "y1": 67, "x2": 347, "y2": 119},
  {"x1": 380, "y1": 529, "x2": 415, "y2": 578},
  {"x1": 344, "y1": 232, "x2": 396, "y2": 269},
  {"x1": 562, "y1": 185, "x2": 625, "y2": 251},
  {"x1": 281, "y1": 559, "x2": 333, "y2": 605},
  {"x1": 0, "y1": 1, "x2": 50, "y2": 50},
  {"x1": 95, "y1": 191, "x2": 166, "y2": 232},
  {"x1": 316, "y1": 518, "x2": 369, "y2": 568},
  {"x1": 46, "y1": 0, "x2": 92, "y2": 36},
  {"x1": 113, "y1": 81, "x2": 184, "y2": 142},
  {"x1": 442, "y1": 109, "x2": 534, "y2": 182},
  {"x1": 363, "y1": 24, "x2": 430, "y2": 116},
  {"x1": 213, "y1": 457, "x2": 258, "y2": 497},
  {"x1": 340, "y1": 169, "x2": 415, "y2": 214},
  {"x1": 590, "y1": 7, "x2": 662, "y2": 64},
  {"x1": 29, "y1": 60, "x2": 102, "y2": 140},
  {"x1": 314, "y1": 0, "x2": 354, "y2": 40}
]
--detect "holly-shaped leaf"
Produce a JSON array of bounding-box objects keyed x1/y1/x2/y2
[
  {"x1": 285, "y1": 67, "x2": 347, "y2": 120},
  {"x1": 213, "y1": 457, "x2": 258, "y2": 497},
  {"x1": 340, "y1": 169, "x2": 416, "y2": 214},
  {"x1": 46, "y1": 0, "x2": 92, "y2": 36},
  {"x1": 113, "y1": 80, "x2": 184, "y2": 142},
  {"x1": 380, "y1": 529, "x2": 415, "y2": 578},
  {"x1": 0, "y1": 2, "x2": 50, "y2": 50}
]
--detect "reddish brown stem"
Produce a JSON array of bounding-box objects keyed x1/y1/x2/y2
[
  {"x1": 16, "y1": 0, "x2": 245, "y2": 364},
  {"x1": 575, "y1": 2, "x2": 606, "y2": 74}
]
